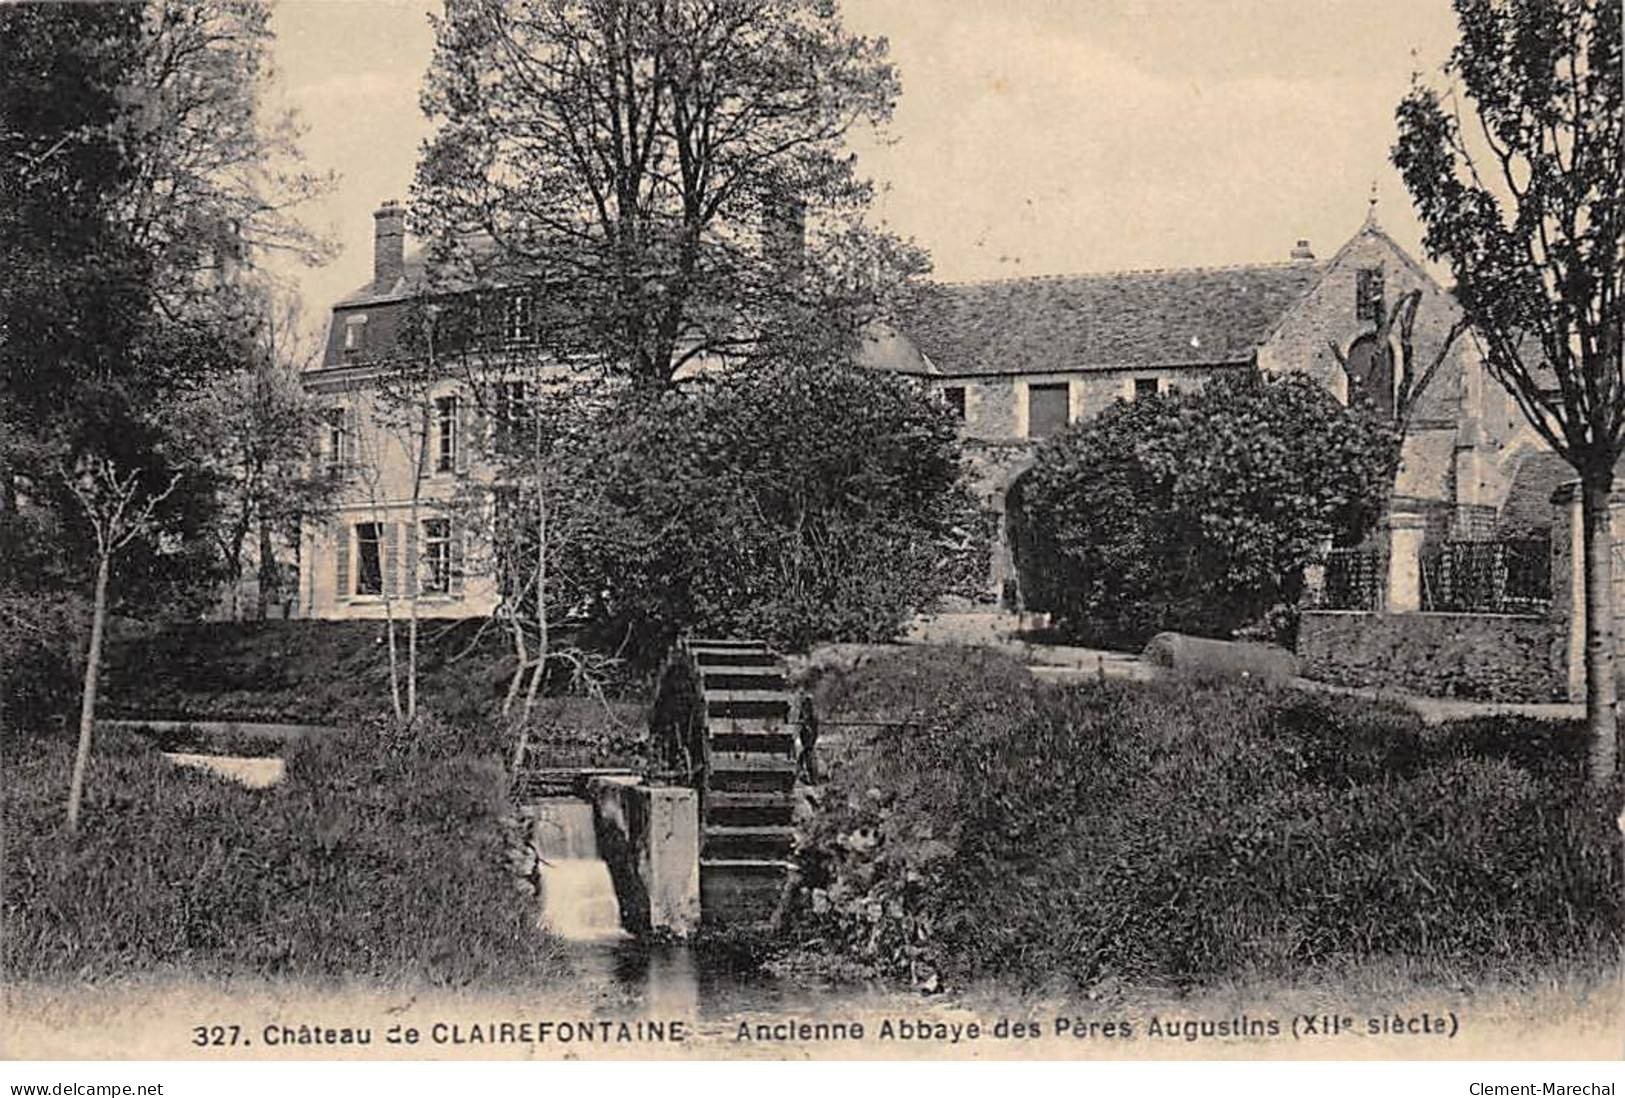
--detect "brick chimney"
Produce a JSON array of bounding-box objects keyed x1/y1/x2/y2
[
  {"x1": 1290, "y1": 238, "x2": 1315, "y2": 261},
  {"x1": 373, "y1": 199, "x2": 405, "y2": 288}
]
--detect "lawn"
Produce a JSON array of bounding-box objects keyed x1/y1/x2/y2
[
  {"x1": 7, "y1": 628, "x2": 1619, "y2": 1004},
  {"x1": 2, "y1": 714, "x2": 569, "y2": 987},
  {"x1": 97, "y1": 618, "x2": 520, "y2": 727}
]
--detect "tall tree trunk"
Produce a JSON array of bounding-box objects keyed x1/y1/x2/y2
[
  {"x1": 66, "y1": 553, "x2": 110, "y2": 833},
  {"x1": 257, "y1": 515, "x2": 278, "y2": 620},
  {"x1": 1580, "y1": 471, "x2": 1619, "y2": 784}
]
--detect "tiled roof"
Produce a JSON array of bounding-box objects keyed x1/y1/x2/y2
[{"x1": 899, "y1": 261, "x2": 1327, "y2": 376}]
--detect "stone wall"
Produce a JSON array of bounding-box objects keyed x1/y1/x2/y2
[
  {"x1": 1298, "y1": 609, "x2": 1565, "y2": 702},
  {"x1": 951, "y1": 364, "x2": 1241, "y2": 446},
  {"x1": 587, "y1": 776, "x2": 701, "y2": 937}
]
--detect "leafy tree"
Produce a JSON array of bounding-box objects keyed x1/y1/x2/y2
[
  {"x1": 1, "y1": 0, "x2": 330, "y2": 608},
  {"x1": 0, "y1": 1, "x2": 328, "y2": 829},
  {"x1": 411, "y1": 0, "x2": 926, "y2": 386},
  {"x1": 1020, "y1": 372, "x2": 1398, "y2": 646},
  {"x1": 1392, "y1": 0, "x2": 1622, "y2": 780},
  {"x1": 561, "y1": 360, "x2": 977, "y2": 661},
  {"x1": 179, "y1": 298, "x2": 337, "y2": 619}
]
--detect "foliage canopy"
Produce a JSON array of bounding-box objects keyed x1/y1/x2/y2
[{"x1": 1018, "y1": 372, "x2": 1398, "y2": 645}]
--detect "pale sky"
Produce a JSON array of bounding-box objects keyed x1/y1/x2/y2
[{"x1": 264, "y1": 0, "x2": 1464, "y2": 334}]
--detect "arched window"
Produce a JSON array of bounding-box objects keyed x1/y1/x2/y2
[{"x1": 1344, "y1": 333, "x2": 1395, "y2": 421}]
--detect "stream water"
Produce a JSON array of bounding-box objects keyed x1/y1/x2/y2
[
  {"x1": 529, "y1": 799, "x2": 628, "y2": 943},
  {"x1": 527, "y1": 797, "x2": 853, "y2": 1019}
]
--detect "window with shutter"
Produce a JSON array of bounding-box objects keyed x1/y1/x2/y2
[
  {"x1": 450, "y1": 523, "x2": 466, "y2": 596},
  {"x1": 404, "y1": 521, "x2": 418, "y2": 597},
  {"x1": 355, "y1": 523, "x2": 383, "y2": 596},
  {"x1": 423, "y1": 518, "x2": 451, "y2": 595},
  {"x1": 455, "y1": 397, "x2": 471, "y2": 475},
  {"x1": 382, "y1": 522, "x2": 398, "y2": 597},
  {"x1": 335, "y1": 525, "x2": 351, "y2": 600},
  {"x1": 435, "y1": 396, "x2": 458, "y2": 473}
]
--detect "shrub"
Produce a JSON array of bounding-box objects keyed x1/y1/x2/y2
[
  {"x1": 1018, "y1": 371, "x2": 1398, "y2": 646},
  {"x1": 790, "y1": 651, "x2": 1620, "y2": 991},
  {"x1": 2, "y1": 714, "x2": 567, "y2": 985}
]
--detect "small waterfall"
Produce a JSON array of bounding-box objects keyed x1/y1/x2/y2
[{"x1": 530, "y1": 799, "x2": 628, "y2": 941}]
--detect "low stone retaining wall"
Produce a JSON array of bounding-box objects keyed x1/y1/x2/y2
[{"x1": 1297, "y1": 610, "x2": 1565, "y2": 703}]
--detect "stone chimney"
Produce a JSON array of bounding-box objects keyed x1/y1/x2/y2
[
  {"x1": 1290, "y1": 239, "x2": 1315, "y2": 261},
  {"x1": 373, "y1": 199, "x2": 405, "y2": 288}
]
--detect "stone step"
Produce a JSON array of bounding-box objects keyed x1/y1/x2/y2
[
  {"x1": 707, "y1": 765, "x2": 796, "y2": 793},
  {"x1": 689, "y1": 649, "x2": 782, "y2": 669},
  {"x1": 703, "y1": 825, "x2": 795, "y2": 859},
  {"x1": 706, "y1": 791, "x2": 795, "y2": 827},
  {"x1": 709, "y1": 751, "x2": 798, "y2": 771},
  {"x1": 700, "y1": 670, "x2": 788, "y2": 692},
  {"x1": 709, "y1": 730, "x2": 796, "y2": 755},
  {"x1": 702, "y1": 690, "x2": 791, "y2": 720}
]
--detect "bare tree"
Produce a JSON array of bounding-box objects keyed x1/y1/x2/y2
[
  {"x1": 60, "y1": 458, "x2": 180, "y2": 832},
  {"x1": 434, "y1": 304, "x2": 621, "y2": 756},
  {"x1": 1328, "y1": 288, "x2": 1471, "y2": 438}
]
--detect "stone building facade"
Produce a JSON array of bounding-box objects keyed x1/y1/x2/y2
[
  {"x1": 861, "y1": 208, "x2": 1537, "y2": 602},
  {"x1": 300, "y1": 199, "x2": 1548, "y2": 620}
]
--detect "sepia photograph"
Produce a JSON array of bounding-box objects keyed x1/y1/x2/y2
[{"x1": 1, "y1": 0, "x2": 1622, "y2": 1077}]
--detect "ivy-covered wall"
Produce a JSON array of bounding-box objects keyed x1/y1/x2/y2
[{"x1": 1298, "y1": 609, "x2": 1565, "y2": 702}]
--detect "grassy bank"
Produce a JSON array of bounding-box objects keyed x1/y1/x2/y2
[
  {"x1": 2, "y1": 716, "x2": 567, "y2": 986},
  {"x1": 792, "y1": 647, "x2": 1622, "y2": 993},
  {"x1": 98, "y1": 619, "x2": 516, "y2": 726}
]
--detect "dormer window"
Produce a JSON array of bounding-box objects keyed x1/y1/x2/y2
[
  {"x1": 504, "y1": 292, "x2": 533, "y2": 344},
  {"x1": 324, "y1": 407, "x2": 346, "y2": 476},
  {"x1": 343, "y1": 315, "x2": 368, "y2": 354}
]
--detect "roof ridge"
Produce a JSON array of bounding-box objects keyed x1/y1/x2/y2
[{"x1": 933, "y1": 259, "x2": 1327, "y2": 288}]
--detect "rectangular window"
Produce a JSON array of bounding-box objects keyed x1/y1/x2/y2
[
  {"x1": 343, "y1": 316, "x2": 366, "y2": 353},
  {"x1": 422, "y1": 518, "x2": 451, "y2": 595},
  {"x1": 496, "y1": 380, "x2": 530, "y2": 437},
  {"x1": 1028, "y1": 383, "x2": 1070, "y2": 439},
  {"x1": 1356, "y1": 266, "x2": 1385, "y2": 323},
  {"x1": 355, "y1": 523, "x2": 383, "y2": 596},
  {"x1": 324, "y1": 408, "x2": 345, "y2": 476},
  {"x1": 436, "y1": 395, "x2": 458, "y2": 472},
  {"x1": 1134, "y1": 377, "x2": 1159, "y2": 399},
  {"x1": 942, "y1": 386, "x2": 966, "y2": 421}
]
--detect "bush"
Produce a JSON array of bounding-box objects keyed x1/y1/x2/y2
[
  {"x1": 790, "y1": 651, "x2": 1620, "y2": 991},
  {"x1": 561, "y1": 361, "x2": 981, "y2": 664},
  {"x1": 2, "y1": 714, "x2": 567, "y2": 985},
  {"x1": 0, "y1": 592, "x2": 88, "y2": 730},
  {"x1": 1018, "y1": 371, "x2": 1398, "y2": 646}
]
